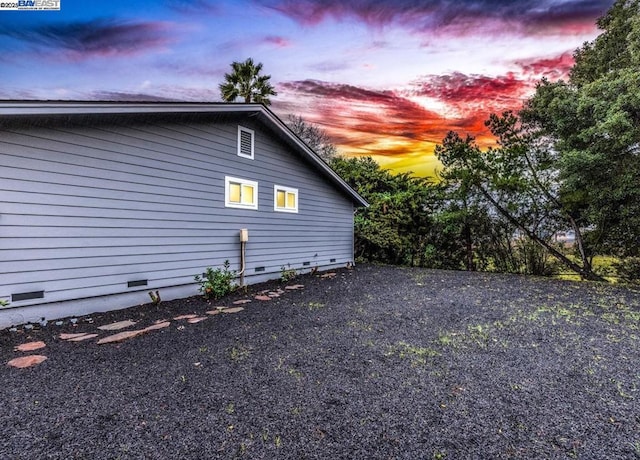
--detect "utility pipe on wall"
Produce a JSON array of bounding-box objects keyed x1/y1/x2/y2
[{"x1": 238, "y1": 229, "x2": 249, "y2": 286}]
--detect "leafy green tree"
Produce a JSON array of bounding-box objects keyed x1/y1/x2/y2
[
  {"x1": 331, "y1": 155, "x2": 528, "y2": 273},
  {"x1": 570, "y1": 0, "x2": 640, "y2": 86},
  {"x1": 286, "y1": 114, "x2": 338, "y2": 161},
  {"x1": 329, "y1": 156, "x2": 437, "y2": 266},
  {"x1": 219, "y1": 58, "x2": 277, "y2": 105},
  {"x1": 432, "y1": 179, "x2": 517, "y2": 273},
  {"x1": 435, "y1": 112, "x2": 603, "y2": 280},
  {"x1": 522, "y1": 0, "x2": 640, "y2": 259}
]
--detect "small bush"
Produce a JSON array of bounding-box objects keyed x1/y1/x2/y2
[
  {"x1": 614, "y1": 257, "x2": 640, "y2": 283},
  {"x1": 0, "y1": 299, "x2": 8, "y2": 307},
  {"x1": 148, "y1": 290, "x2": 161, "y2": 305},
  {"x1": 195, "y1": 260, "x2": 237, "y2": 300},
  {"x1": 280, "y1": 264, "x2": 297, "y2": 283}
]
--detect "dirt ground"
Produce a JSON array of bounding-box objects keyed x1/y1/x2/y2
[{"x1": 1, "y1": 264, "x2": 639, "y2": 459}]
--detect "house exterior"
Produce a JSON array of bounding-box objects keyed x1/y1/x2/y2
[{"x1": 0, "y1": 102, "x2": 367, "y2": 328}]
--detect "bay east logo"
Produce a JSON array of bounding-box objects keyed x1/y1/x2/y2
[{"x1": 0, "y1": 0, "x2": 60, "y2": 10}]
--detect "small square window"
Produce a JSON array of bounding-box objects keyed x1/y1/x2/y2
[
  {"x1": 237, "y1": 126, "x2": 254, "y2": 159},
  {"x1": 226, "y1": 176, "x2": 258, "y2": 210},
  {"x1": 274, "y1": 185, "x2": 298, "y2": 213}
]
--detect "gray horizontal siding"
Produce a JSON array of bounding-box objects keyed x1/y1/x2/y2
[{"x1": 0, "y1": 117, "x2": 354, "y2": 308}]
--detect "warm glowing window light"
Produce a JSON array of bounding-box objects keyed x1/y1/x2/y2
[
  {"x1": 225, "y1": 176, "x2": 258, "y2": 210},
  {"x1": 274, "y1": 185, "x2": 298, "y2": 213}
]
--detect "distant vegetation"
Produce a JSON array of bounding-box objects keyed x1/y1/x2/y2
[{"x1": 327, "y1": 0, "x2": 640, "y2": 283}]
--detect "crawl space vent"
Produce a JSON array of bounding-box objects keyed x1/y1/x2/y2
[
  {"x1": 12, "y1": 291, "x2": 44, "y2": 302},
  {"x1": 127, "y1": 280, "x2": 148, "y2": 288}
]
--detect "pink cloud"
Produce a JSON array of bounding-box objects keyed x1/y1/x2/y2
[
  {"x1": 263, "y1": 35, "x2": 292, "y2": 47},
  {"x1": 279, "y1": 79, "x2": 497, "y2": 158},
  {"x1": 218, "y1": 34, "x2": 293, "y2": 52},
  {"x1": 255, "y1": 0, "x2": 608, "y2": 36},
  {"x1": 516, "y1": 52, "x2": 575, "y2": 80},
  {"x1": 411, "y1": 72, "x2": 532, "y2": 114}
]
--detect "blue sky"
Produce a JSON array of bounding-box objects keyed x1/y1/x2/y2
[{"x1": 0, "y1": 0, "x2": 614, "y2": 176}]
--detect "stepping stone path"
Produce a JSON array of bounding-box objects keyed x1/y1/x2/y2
[
  {"x1": 59, "y1": 332, "x2": 99, "y2": 342},
  {"x1": 143, "y1": 322, "x2": 171, "y2": 332},
  {"x1": 66, "y1": 333, "x2": 98, "y2": 342},
  {"x1": 7, "y1": 355, "x2": 47, "y2": 369},
  {"x1": 14, "y1": 341, "x2": 46, "y2": 352},
  {"x1": 97, "y1": 321, "x2": 170, "y2": 345},
  {"x1": 285, "y1": 284, "x2": 305, "y2": 290},
  {"x1": 8, "y1": 341, "x2": 48, "y2": 369},
  {"x1": 97, "y1": 319, "x2": 136, "y2": 331},
  {"x1": 259, "y1": 289, "x2": 284, "y2": 298},
  {"x1": 173, "y1": 314, "x2": 197, "y2": 320},
  {"x1": 60, "y1": 332, "x2": 93, "y2": 340},
  {"x1": 7, "y1": 273, "x2": 338, "y2": 366},
  {"x1": 187, "y1": 316, "x2": 207, "y2": 324},
  {"x1": 97, "y1": 330, "x2": 142, "y2": 345}
]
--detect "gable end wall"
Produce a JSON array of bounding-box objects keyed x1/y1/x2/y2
[{"x1": 0, "y1": 116, "x2": 354, "y2": 326}]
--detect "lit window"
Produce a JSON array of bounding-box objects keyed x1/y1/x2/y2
[
  {"x1": 274, "y1": 185, "x2": 298, "y2": 213},
  {"x1": 225, "y1": 176, "x2": 258, "y2": 210},
  {"x1": 237, "y1": 126, "x2": 254, "y2": 159}
]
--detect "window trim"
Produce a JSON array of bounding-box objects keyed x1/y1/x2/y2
[
  {"x1": 237, "y1": 125, "x2": 255, "y2": 159},
  {"x1": 225, "y1": 176, "x2": 258, "y2": 210},
  {"x1": 273, "y1": 185, "x2": 298, "y2": 213}
]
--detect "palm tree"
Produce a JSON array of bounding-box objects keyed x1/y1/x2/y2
[{"x1": 219, "y1": 58, "x2": 277, "y2": 106}]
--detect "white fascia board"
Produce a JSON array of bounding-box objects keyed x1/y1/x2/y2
[{"x1": 0, "y1": 102, "x2": 264, "y2": 116}]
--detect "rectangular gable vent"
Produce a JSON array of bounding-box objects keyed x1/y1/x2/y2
[
  {"x1": 238, "y1": 126, "x2": 254, "y2": 159},
  {"x1": 128, "y1": 280, "x2": 148, "y2": 288},
  {"x1": 12, "y1": 290, "x2": 44, "y2": 302}
]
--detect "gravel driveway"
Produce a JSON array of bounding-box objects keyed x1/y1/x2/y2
[{"x1": 1, "y1": 265, "x2": 639, "y2": 459}]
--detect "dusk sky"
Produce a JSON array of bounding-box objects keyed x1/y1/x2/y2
[{"x1": 0, "y1": 0, "x2": 614, "y2": 177}]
